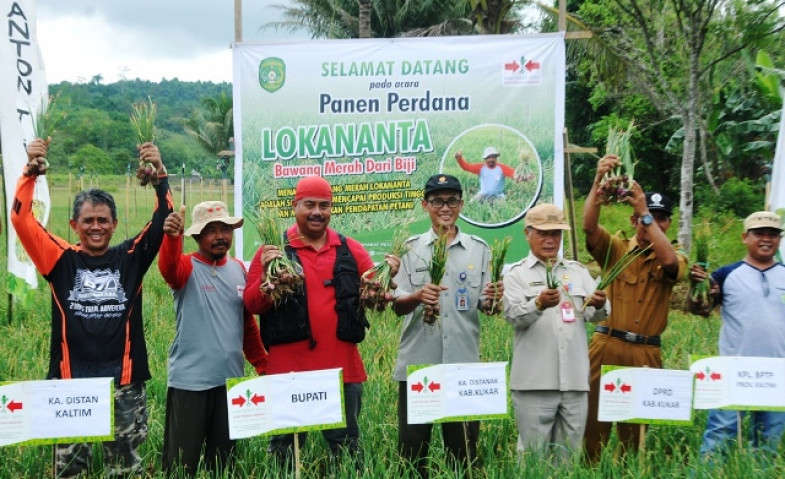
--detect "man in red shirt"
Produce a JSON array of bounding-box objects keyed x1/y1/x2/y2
[{"x1": 244, "y1": 175, "x2": 399, "y2": 468}]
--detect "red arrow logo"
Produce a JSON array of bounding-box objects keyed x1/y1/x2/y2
[
  {"x1": 411, "y1": 382, "x2": 424, "y2": 393},
  {"x1": 710, "y1": 372, "x2": 722, "y2": 381},
  {"x1": 695, "y1": 371, "x2": 705, "y2": 381},
  {"x1": 231, "y1": 396, "x2": 246, "y2": 407},
  {"x1": 7, "y1": 400, "x2": 23, "y2": 412},
  {"x1": 504, "y1": 61, "x2": 520, "y2": 73},
  {"x1": 604, "y1": 383, "x2": 616, "y2": 392},
  {"x1": 428, "y1": 382, "x2": 441, "y2": 392},
  {"x1": 525, "y1": 60, "x2": 540, "y2": 72},
  {"x1": 620, "y1": 384, "x2": 632, "y2": 393},
  {"x1": 251, "y1": 394, "x2": 265, "y2": 405}
]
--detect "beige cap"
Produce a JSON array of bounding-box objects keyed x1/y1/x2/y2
[
  {"x1": 184, "y1": 201, "x2": 244, "y2": 237},
  {"x1": 525, "y1": 203, "x2": 571, "y2": 231},
  {"x1": 743, "y1": 211, "x2": 783, "y2": 232}
]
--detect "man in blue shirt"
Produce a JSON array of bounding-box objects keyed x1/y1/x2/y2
[
  {"x1": 454, "y1": 147, "x2": 519, "y2": 201},
  {"x1": 690, "y1": 210, "x2": 785, "y2": 457}
]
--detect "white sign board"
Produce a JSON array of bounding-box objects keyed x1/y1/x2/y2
[
  {"x1": 227, "y1": 368, "x2": 344, "y2": 439},
  {"x1": 407, "y1": 362, "x2": 508, "y2": 424},
  {"x1": 598, "y1": 366, "x2": 693, "y2": 425},
  {"x1": 0, "y1": 378, "x2": 113, "y2": 447},
  {"x1": 690, "y1": 356, "x2": 785, "y2": 411}
]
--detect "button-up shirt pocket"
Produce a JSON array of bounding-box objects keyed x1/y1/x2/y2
[
  {"x1": 612, "y1": 270, "x2": 638, "y2": 304},
  {"x1": 566, "y1": 285, "x2": 588, "y2": 320},
  {"x1": 409, "y1": 270, "x2": 430, "y2": 288}
]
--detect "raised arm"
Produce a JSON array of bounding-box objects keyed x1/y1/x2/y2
[
  {"x1": 454, "y1": 151, "x2": 483, "y2": 175},
  {"x1": 583, "y1": 155, "x2": 618, "y2": 251},
  {"x1": 624, "y1": 182, "x2": 681, "y2": 277},
  {"x1": 130, "y1": 142, "x2": 174, "y2": 270},
  {"x1": 11, "y1": 139, "x2": 72, "y2": 276},
  {"x1": 158, "y1": 206, "x2": 190, "y2": 289}
]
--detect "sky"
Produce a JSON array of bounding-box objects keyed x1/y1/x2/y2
[{"x1": 35, "y1": 0, "x2": 309, "y2": 84}]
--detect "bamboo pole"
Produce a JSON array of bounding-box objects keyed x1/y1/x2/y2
[
  {"x1": 463, "y1": 422, "x2": 474, "y2": 479},
  {"x1": 562, "y1": 130, "x2": 597, "y2": 260},
  {"x1": 563, "y1": 129, "x2": 579, "y2": 260},
  {"x1": 293, "y1": 433, "x2": 301, "y2": 479},
  {"x1": 67, "y1": 168, "x2": 73, "y2": 242},
  {"x1": 125, "y1": 170, "x2": 130, "y2": 239},
  {"x1": 234, "y1": 0, "x2": 243, "y2": 43},
  {"x1": 1, "y1": 166, "x2": 11, "y2": 325}
]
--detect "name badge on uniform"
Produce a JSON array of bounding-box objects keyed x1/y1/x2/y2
[
  {"x1": 560, "y1": 300, "x2": 575, "y2": 322},
  {"x1": 456, "y1": 287, "x2": 469, "y2": 311}
]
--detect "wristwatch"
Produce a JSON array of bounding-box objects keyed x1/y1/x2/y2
[{"x1": 640, "y1": 213, "x2": 654, "y2": 226}]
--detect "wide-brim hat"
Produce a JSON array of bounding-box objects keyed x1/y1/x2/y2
[
  {"x1": 483, "y1": 146, "x2": 500, "y2": 159},
  {"x1": 184, "y1": 201, "x2": 243, "y2": 237},
  {"x1": 525, "y1": 203, "x2": 571, "y2": 231}
]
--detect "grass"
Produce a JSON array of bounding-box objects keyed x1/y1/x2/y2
[{"x1": 0, "y1": 175, "x2": 782, "y2": 478}]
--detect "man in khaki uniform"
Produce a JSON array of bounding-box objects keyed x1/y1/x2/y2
[
  {"x1": 503, "y1": 203, "x2": 608, "y2": 464},
  {"x1": 582, "y1": 156, "x2": 688, "y2": 461}
]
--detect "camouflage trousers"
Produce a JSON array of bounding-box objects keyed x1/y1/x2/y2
[{"x1": 55, "y1": 381, "x2": 148, "y2": 478}]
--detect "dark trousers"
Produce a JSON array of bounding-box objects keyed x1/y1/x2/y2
[
  {"x1": 162, "y1": 386, "x2": 235, "y2": 476},
  {"x1": 397, "y1": 382, "x2": 479, "y2": 478},
  {"x1": 269, "y1": 382, "x2": 363, "y2": 458}
]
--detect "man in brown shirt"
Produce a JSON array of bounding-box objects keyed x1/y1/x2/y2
[{"x1": 582, "y1": 156, "x2": 688, "y2": 461}]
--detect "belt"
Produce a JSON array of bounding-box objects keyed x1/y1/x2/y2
[{"x1": 594, "y1": 325, "x2": 661, "y2": 347}]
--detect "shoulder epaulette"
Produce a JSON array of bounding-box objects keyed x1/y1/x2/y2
[{"x1": 467, "y1": 234, "x2": 489, "y2": 247}]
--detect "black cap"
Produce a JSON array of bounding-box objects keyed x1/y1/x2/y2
[
  {"x1": 424, "y1": 174, "x2": 462, "y2": 196},
  {"x1": 645, "y1": 192, "x2": 672, "y2": 216}
]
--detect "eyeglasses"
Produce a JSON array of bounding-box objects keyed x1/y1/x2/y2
[{"x1": 427, "y1": 198, "x2": 461, "y2": 208}]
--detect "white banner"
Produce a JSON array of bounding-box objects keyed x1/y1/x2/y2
[
  {"x1": 233, "y1": 34, "x2": 565, "y2": 263},
  {"x1": 690, "y1": 356, "x2": 785, "y2": 411},
  {"x1": 406, "y1": 362, "x2": 508, "y2": 424},
  {"x1": 0, "y1": 0, "x2": 51, "y2": 290},
  {"x1": 227, "y1": 368, "x2": 344, "y2": 440},
  {"x1": 771, "y1": 91, "x2": 785, "y2": 260},
  {"x1": 0, "y1": 377, "x2": 114, "y2": 447},
  {"x1": 597, "y1": 366, "x2": 693, "y2": 425}
]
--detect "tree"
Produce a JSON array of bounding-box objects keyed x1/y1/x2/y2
[
  {"x1": 573, "y1": 0, "x2": 785, "y2": 253},
  {"x1": 468, "y1": 0, "x2": 519, "y2": 34},
  {"x1": 359, "y1": 0, "x2": 371, "y2": 38},
  {"x1": 183, "y1": 92, "x2": 234, "y2": 158},
  {"x1": 266, "y1": 0, "x2": 484, "y2": 38},
  {"x1": 72, "y1": 144, "x2": 114, "y2": 175},
  {"x1": 666, "y1": 54, "x2": 781, "y2": 184}
]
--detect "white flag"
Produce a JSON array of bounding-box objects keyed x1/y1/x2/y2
[
  {"x1": 0, "y1": 0, "x2": 51, "y2": 291},
  {"x1": 771, "y1": 91, "x2": 785, "y2": 261}
]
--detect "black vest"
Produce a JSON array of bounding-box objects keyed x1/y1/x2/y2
[{"x1": 259, "y1": 234, "x2": 369, "y2": 349}]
